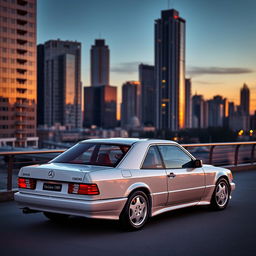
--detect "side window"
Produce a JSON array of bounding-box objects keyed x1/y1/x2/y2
[
  {"x1": 141, "y1": 146, "x2": 164, "y2": 169},
  {"x1": 158, "y1": 145, "x2": 192, "y2": 169}
]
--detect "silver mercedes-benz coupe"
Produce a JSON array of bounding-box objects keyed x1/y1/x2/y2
[{"x1": 15, "y1": 138, "x2": 235, "y2": 230}]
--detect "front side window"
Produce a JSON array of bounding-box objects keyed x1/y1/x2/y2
[
  {"x1": 141, "y1": 146, "x2": 164, "y2": 169},
  {"x1": 51, "y1": 143, "x2": 130, "y2": 167},
  {"x1": 158, "y1": 145, "x2": 192, "y2": 169}
]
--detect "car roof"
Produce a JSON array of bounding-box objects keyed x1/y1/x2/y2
[{"x1": 80, "y1": 138, "x2": 178, "y2": 146}]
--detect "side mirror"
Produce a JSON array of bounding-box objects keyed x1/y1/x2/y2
[{"x1": 193, "y1": 159, "x2": 203, "y2": 168}]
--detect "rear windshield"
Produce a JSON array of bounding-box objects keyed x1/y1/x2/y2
[{"x1": 51, "y1": 143, "x2": 130, "y2": 167}]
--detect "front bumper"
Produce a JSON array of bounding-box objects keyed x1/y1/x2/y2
[
  {"x1": 230, "y1": 182, "x2": 235, "y2": 191},
  {"x1": 14, "y1": 192, "x2": 127, "y2": 220}
]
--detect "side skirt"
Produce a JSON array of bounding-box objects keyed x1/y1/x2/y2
[{"x1": 152, "y1": 201, "x2": 210, "y2": 217}]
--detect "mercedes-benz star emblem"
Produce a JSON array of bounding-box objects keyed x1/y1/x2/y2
[{"x1": 48, "y1": 170, "x2": 55, "y2": 178}]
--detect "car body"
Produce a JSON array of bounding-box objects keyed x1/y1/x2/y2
[{"x1": 15, "y1": 138, "x2": 235, "y2": 230}]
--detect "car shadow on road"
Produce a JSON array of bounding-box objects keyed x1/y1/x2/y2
[{"x1": 24, "y1": 205, "x2": 217, "y2": 235}]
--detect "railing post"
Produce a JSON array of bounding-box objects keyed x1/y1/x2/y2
[
  {"x1": 7, "y1": 155, "x2": 14, "y2": 191},
  {"x1": 251, "y1": 144, "x2": 256, "y2": 164},
  {"x1": 234, "y1": 145, "x2": 240, "y2": 166},
  {"x1": 209, "y1": 145, "x2": 215, "y2": 164}
]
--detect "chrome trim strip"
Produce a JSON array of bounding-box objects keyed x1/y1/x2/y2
[
  {"x1": 151, "y1": 191, "x2": 169, "y2": 196},
  {"x1": 168, "y1": 186, "x2": 205, "y2": 193},
  {"x1": 153, "y1": 185, "x2": 215, "y2": 195}
]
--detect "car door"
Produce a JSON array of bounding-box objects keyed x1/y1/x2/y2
[
  {"x1": 140, "y1": 146, "x2": 168, "y2": 209},
  {"x1": 158, "y1": 145, "x2": 205, "y2": 206}
]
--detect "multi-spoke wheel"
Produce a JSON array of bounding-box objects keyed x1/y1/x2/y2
[
  {"x1": 120, "y1": 191, "x2": 149, "y2": 230},
  {"x1": 210, "y1": 178, "x2": 230, "y2": 210}
]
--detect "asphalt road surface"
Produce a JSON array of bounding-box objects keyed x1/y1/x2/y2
[{"x1": 1, "y1": 171, "x2": 256, "y2": 256}]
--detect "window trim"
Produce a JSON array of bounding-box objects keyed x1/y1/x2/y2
[
  {"x1": 157, "y1": 144, "x2": 194, "y2": 170},
  {"x1": 140, "y1": 145, "x2": 165, "y2": 170},
  {"x1": 140, "y1": 143, "x2": 196, "y2": 170},
  {"x1": 51, "y1": 142, "x2": 132, "y2": 168}
]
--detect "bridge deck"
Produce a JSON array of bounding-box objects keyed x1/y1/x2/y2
[{"x1": 0, "y1": 171, "x2": 255, "y2": 256}]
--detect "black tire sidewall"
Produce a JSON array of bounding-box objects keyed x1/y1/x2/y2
[
  {"x1": 211, "y1": 178, "x2": 230, "y2": 210},
  {"x1": 120, "y1": 190, "x2": 149, "y2": 230}
]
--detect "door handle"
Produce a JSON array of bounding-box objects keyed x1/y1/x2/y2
[{"x1": 167, "y1": 172, "x2": 176, "y2": 178}]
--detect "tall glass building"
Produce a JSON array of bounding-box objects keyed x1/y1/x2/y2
[
  {"x1": 0, "y1": 0, "x2": 38, "y2": 147},
  {"x1": 139, "y1": 64, "x2": 155, "y2": 127},
  {"x1": 155, "y1": 9, "x2": 186, "y2": 131},
  {"x1": 185, "y1": 78, "x2": 192, "y2": 128},
  {"x1": 121, "y1": 81, "x2": 141, "y2": 128},
  {"x1": 240, "y1": 83, "x2": 250, "y2": 116},
  {"x1": 91, "y1": 39, "x2": 110, "y2": 87},
  {"x1": 37, "y1": 40, "x2": 82, "y2": 129},
  {"x1": 83, "y1": 85, "x2": 117, "y2": 129}
]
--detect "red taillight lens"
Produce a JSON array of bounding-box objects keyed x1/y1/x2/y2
[
  {"x1": 18, "y1": 178, "x2": 36, "y2": 189},
  {"x1": 68, "y1": 183, "x2": 99, "y2": 195}
]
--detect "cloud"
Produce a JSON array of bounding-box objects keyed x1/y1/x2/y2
[
  {"x1": 193, "y1": 80, "x2": 223, "y2": 85},
  {"x1": 111, "y1": 61, "x2": 142, "y2": 74},
  {"x1": 187, "y1": 66, "x2": 254, "y2": 77}
]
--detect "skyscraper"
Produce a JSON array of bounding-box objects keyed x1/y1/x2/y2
[
  {"x1": 0, "y1": 0, "x2": 38, "y2": 147},
  {"x1": 37, "y1": 40, "x2": 82, "y2": 129},
  {"x1": 207, "y1": 96, "x2": 225, "y2": 127},
  {"x1": 91, "y1": 39, "x2": 110, "y2": 87},
  {"x1": 84, "y1": 85, "x2": 117, "y2": 128},
  {"x1": 240, "y1": 83, "x2": 250, "y2": 116},
  {"x1": 155, "y1": 9, "x2": 186, "y2": 131},
  {"x1": 185, "y1": 78, "x2": 192, "y2": 128},
  {"x1": 121, "y1": 81, "x2": 141, "y2": 128},
  {"x1": 139, "y1": 64, "x2": 155, "y2": 126},
  {"x1": 192, "y1": 95, "x2": 205, "y2": 128},
  {"x1": 37, "y1": 44, "x2": 44, "y2": 126}
]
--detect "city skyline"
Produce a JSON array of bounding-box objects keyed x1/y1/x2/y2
[{"x1": 38, "y1": 0, "x2": 256, "y2": 112}]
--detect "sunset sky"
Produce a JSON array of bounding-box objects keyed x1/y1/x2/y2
[{"x1": 38, "y1": 0, "x2": 256, "y2": 113}]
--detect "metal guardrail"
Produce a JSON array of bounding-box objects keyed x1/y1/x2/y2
[
  {"x1": 182, "y1": 141, "x2": 256, "y2": 166},
  {"x1": 0, "y1": 141, "x2": 256, "y2": 194},
  {"x1": 0, "y1": 149, "x2": 65, "y2": 191}
]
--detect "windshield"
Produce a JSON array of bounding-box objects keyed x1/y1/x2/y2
[{"x1": 51, "y1": 143, "x2": 130, "y2": 167}]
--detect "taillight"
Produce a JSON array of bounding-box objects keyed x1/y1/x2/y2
[
  {"x1": 18, "y1": 178, "x2": 36, "y2": 189},
  {"x1": 68, "y1": 183, "x2": 99, "y2": 195}
]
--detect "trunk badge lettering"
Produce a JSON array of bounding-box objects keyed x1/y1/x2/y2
[{"x1": 72, "y1": 177, "x2": 82, "y2": 181}]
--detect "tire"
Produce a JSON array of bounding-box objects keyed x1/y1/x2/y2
[
  {"x1": 43, "y1": 212, "x2": 69, "y2": 222},
  {"x1": 120, "y1": 191, "x2": 149, "y2": 231},
  {"x1": 210, "y1": 178, "x2": 230, "y2": 210}
]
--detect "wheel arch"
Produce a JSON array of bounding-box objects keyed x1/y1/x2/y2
[
  {"x1": 124, "y1": 183, "x2": 152, "y2": 216},
  {"x1": 215, "y1": 175, "x2": 231, "y2": 190}
]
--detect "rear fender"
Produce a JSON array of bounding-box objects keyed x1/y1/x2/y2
[{"x1": 124, "y1": 182, "x2": 152, "y2": 197}]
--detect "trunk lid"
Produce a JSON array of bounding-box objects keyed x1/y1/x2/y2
[{"x1": 19, "y1": 162, "x2": 111, "y2": 183}]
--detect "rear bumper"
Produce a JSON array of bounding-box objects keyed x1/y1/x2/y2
[{"x1": 14, "y1": 192, "x2": 127, "y2": 220}]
